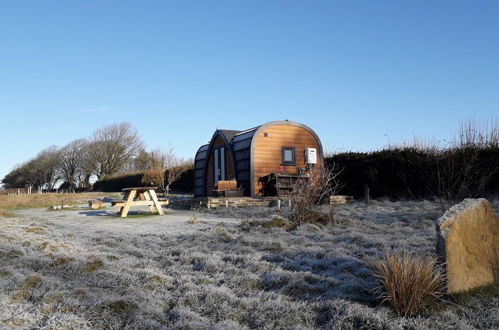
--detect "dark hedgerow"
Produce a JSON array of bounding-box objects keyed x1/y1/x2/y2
[
  {"x1": 93, "y1": 168, "x2": 194, "y2": 193},
  {"x1": 328, "y1": 145, "x2": 499, "y2": 201}
]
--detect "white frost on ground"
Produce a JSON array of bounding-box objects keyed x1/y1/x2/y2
[{"x1": 0, "y1": 199, "x2": 498, "y2": 329}]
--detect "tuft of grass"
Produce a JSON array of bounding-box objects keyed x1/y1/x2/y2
[
  {"x1": 262, "y1": 217, "x2": 291, "y2": 230},
  {"x1": 42, "y1": 292, "x2": 64, "y2": 304},
  {"x1": 37, "y1": 241, "x2": 69, "y2": 253},
  {"x1": 97, "y1": 299, "x2": 138, "y2": 316},
  {"x1": 0, "y1": 249, "x2": 24, "y2": 259},
  {"x1": 0, "y1": 269, "x2": 11, "y2": 278},
  {"x1": 148, "y1": 275, "x2": 168, "y2": 284},
  {"x1": 24, "y1": 226, "x2": 46, "y2": 235},
  {"x1": 11, "y1": 276, "x2": 43, "y2": 302},
  {"x1": 187, "y1": 213, "x2": 198, "y2": 224},
  {"x1": 82, "y1": 259, "x2": 104, "y2": 274},
  {"x1": 214, "y1": 226, "x2": 236, "y2": 242},
  {"x1": 52, "y1": 256, "x2": 75, "y2": 266},
  {"x1": 72, "y1": 288, "x2": 87, "y2": 297},
  {"x1": 371, "y1": 251, "x2": 445, "y2": 317},
  {"x1": 264, "y1": 241, "x2": 284, "y2": 253}
]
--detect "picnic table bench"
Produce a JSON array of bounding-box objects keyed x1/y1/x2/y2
[
  {"x1": 212, "y1": 180, "x2": 243, "y2": 197},
  {"x1": 112, "y1": 187, "x2": 168, "y2": 218}
]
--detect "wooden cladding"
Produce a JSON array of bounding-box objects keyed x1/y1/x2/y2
[{"x1": 253, "y1": 125, "x2": 321, "y2": 196}]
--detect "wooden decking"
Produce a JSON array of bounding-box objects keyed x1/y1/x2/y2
[
  {"x1": 171, "y1": 195, "x2": 352, "y2": 209},
  {"x1": 171, "y1": 196, "x2": 284, "y2": 209}
]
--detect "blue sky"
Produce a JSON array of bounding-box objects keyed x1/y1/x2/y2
[{"x1": 0, "y1": 0, "x2": 498, "y2": 179}]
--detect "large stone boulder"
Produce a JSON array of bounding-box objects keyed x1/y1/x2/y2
[{"x1": 436, "y1": 198, "x2": 499, "y2": 293}]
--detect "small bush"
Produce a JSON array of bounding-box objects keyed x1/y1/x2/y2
[
  {"x1": 289, "y1": 164, "x2": 343, "y2": 227},
  {"x1": 262, "y1": 217, "x2": 291, "y2": 229},
  {"x1": 187, "y1": 208, "x2": 199, "y2": 224},
  {"x1": 371, "y1": 252, "x2": 445, "y2": 317}
]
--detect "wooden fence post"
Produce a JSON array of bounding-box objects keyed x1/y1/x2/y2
[{"x1": 364, "y1": 184, "x2": 370, "y2": 206}]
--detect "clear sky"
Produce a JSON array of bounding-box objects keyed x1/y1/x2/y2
[{"x1": 0, "y1": 0, "x2": 498, "y2": 179}]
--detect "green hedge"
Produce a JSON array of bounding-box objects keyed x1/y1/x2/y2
[{"x1": 93, "y1": 168, "x2": 194, "y2": 193}]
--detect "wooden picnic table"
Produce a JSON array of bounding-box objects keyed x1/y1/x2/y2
[{"x1": 112, "y1": 187, "x2": 167, "y2": 218}]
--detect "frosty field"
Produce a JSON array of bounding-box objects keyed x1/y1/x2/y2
[{"x1": 0, "y1": 199, "x2": 498, "y2": 329}]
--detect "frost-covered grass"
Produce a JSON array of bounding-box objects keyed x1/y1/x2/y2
[{"x1": 0, "y1": 199, "x2": 498, "y2": 329}]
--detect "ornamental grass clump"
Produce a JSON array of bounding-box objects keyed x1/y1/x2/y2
[{"x1": 372, "y1": 252, "x2": 445, "y2": 317}]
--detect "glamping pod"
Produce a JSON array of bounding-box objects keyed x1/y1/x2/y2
[{"x1": 194, "y1": 120, "x2": 323, "y2": 197}]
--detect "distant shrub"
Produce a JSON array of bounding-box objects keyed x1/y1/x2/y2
[{"x1": 371, "y1": 252, "x2": 445, "y2": 317}]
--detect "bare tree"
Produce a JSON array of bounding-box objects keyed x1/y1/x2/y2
[
  {"x1": 89, "y1": 123, "x2": 144, "y2": 179},
  {"x1": 79, "y1": 142, "x2": 98, "y2": 189},
  {"x1": 59, "y1": 139, "x2": 88, "y2": 192},
  {"x1": 148, "y1": 146, "x2": 190, "y2": 194}
]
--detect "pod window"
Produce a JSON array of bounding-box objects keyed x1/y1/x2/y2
[{"x1": 282, "y1": 147, "x2": 296, "y2": 166}]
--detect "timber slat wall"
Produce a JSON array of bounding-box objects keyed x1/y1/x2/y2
[{"x1": 170, "y1": 197, "x2": 274, "y2": 208}]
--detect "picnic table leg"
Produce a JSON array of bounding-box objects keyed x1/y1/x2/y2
[
  {"x1": 117, "y1": 191, "x2": 129, "y2": 216},
  {"x1": 143, "y1": 191, "x2": 157, "y2": 213},
  {"x1": 148, "y1": 190, "x2": 164, "y2": 215},
  {"x1": 120, "y1": 190, "x2": 136, "y2": 218}
]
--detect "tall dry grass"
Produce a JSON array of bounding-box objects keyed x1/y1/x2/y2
[
  {"x1": 371, "y1": 252, "x2": 445, "y2": 317},
  {"x1": 0, "y1": 192, "x2": 116, "y2": 213}
]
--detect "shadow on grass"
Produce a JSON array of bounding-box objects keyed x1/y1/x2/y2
[
  {"x1": 78, "y1": 210, "x2": 115, "y2": 217},
  {"x1": 260, "y1": 250, "x2": 378, "y2": 305},
  {"x1": 79, "y1": 209, "x2": 172, "y2": 218},
  {"x1": 450, "y1": 282, "x2": 499, "y2": 303}
]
